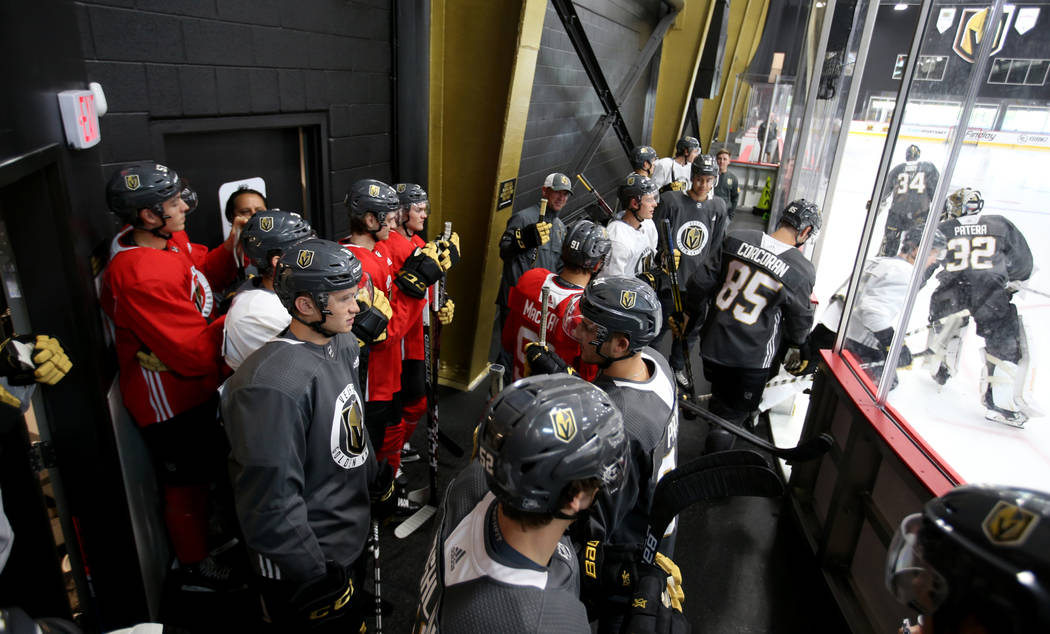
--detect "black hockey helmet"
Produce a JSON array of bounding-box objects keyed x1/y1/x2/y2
[
  {"x1": 906, "y1": 144, "x2": 921, "y2": 162},
  {"x1": 629, "y1": 145, "x2": 659, "y2": 171},
  {"x1": 346, "y1": 179, "x2": 401, "y2": 226},
  {"x1": 777, "y1": 199, "x2": 822, "y2": 237},
  {"x1": 241, "y1": 210, "x2": 314, "y2": 274},
  {"x1": 106, "y1": 161, "x2": 198, "y2": 225},
  {"x1": 943, "y1": 187, "x2": 984, "y2": 220},
  {"x1": 618, "y1": 172, "x2": 658, "y2": 207},
  {"x1": 224, "y1": 187, "x2": 267, "y2": 223},
  {"x1": 395, "y1": 183, "x2": 427, "y2": 208},
  {"x1": 691, "y1": 154, "x2": 719, "y2": 179},
  {"x1": 562, "y1": 219, "x2": 612, "y2": 273},
  {"x1": 274, "y1": 238, "x2": 363, "y2": 321},
  {"x1": 900, "y1": 228, "x2": 947, "y2": 257},
  {"x1": 675, "y1": 136, "x2": 701, "y2": 157},
  {"x1": 885, "y1": 484, "x2": 1050, "y2": 632},
  {"x1": 478, "y1": 374, "x2": 627, "y2": 515},
  {"x1": 577, "y1": 276, "x2": 662, "y2": 353}
]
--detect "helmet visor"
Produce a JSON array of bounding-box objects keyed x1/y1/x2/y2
[
  {"x1": 885, "y1": 513, "x2": 951, "y2": 614},
  {"x1": 562, "y1": 295, "x2": 609, "y2": 348},
  {"x1": 181, "y1": 184, "x2": 199, "y2": 215},
  {"x1": 355, "y1": 272, "x2": 375, "y2": 309}
]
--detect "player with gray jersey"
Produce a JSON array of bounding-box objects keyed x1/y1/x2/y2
[
  {"x1": 413, "y1": 375, "x2": 628, "y2": 634},
  {"x1": 880, "y1": 144, "x2": 940, "y2": 257},
  {"x1": 686, "y1": 200, "x2": 819, "y2": 450}
]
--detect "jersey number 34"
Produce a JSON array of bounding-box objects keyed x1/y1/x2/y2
[{"x1": 715, "y1": 261, "x2": 783, "y2": 325}]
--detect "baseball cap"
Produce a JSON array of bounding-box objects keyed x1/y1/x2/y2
[{"x1": 543, "y1": 173, "x2": 573, "y2": 194}]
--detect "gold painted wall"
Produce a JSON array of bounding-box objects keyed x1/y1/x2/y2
[{"x1": 650, "y1": 0, "x2": 715, "y2": 155}]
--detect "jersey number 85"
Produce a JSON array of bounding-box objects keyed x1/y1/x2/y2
[{"x1": 714, "y1": 260, "x2": 783, "y2": 325}]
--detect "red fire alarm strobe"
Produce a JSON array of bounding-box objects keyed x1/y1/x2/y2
[{"x1": 57, "y1": 90, "x2": 101, "y2": 149}]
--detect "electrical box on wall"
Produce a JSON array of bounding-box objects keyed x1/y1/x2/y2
[{"x1": 57, "y1": 90, "x2": 101, "y2": 149}]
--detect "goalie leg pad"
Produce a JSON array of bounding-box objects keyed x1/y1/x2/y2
[{"x1": 981, "y1": 352, "x2": 1028, "y2": 427}]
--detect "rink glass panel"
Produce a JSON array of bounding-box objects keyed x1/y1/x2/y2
[{"x1": 838, "y1": 0, "x2": 1050, "y2": 491}]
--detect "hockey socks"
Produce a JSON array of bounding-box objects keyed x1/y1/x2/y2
[{"x1": 163, "y1": 484, "x2": 210, "y2": 565}]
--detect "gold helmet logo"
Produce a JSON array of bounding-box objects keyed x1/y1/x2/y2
[
  {"x1": 368, "y1": 184, "x2": 380, "y2": 197},
  {"x1": 627, "y1": 175, "x2": 637, "y2": 186},
  {"x1": 982, "y1": 501, "x2": 1039, "y2": 545},
  {"x1": 620, "y1": 290, "x2": 637, "y2": 309},
  {"x1": 397, "y1": 183, "x2": 406, "y2": 192},
  {"x1": 259, "y1": 216, "x2": 274, "y2": 232},
  {"x1": 297, "y1": 249, "x2": 314, "y2": 269},
  {"x1": 124, "y1": 174, "x2": 140, "y2": 190},
  {"x1": 550, "y1": 407, "x2": 578, "y2": 443}
]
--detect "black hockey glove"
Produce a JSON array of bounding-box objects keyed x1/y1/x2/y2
[
  {"x1": 289, "y1": 560, "x2": 361, "y2": 629},
  {"x1": 524, "y1": 342, "x2": 575, "y2": 377},
  {"x1": 873, "y1": 328, "x2": 912, "y2": 368},
  {"x1": 579, "y1": 540, "x2": 642, "y2": 602},
  {"x1": 369, "y1": 461, "x2": 397, "y2": 524},
  {"x1": 0, "y1": 335, "x2": 72, "y2": 386},
  {"x1": 621, "y1": 563, "x2": 690, "y2": 634},
  {"x1": 353, "y1": 288, "x2": 392, "y2": 345},
  {"x1": 395, "y1": 242, "x2": 446, "y2": 299},
  {"x1": 513, "y1": 222, "x2": 551, "y2": 252},
  {"x1": 783, "y1": 343, "x2": 813, "y2": 376},
  {"x1": 438, "y1": 232, "x2": 461, "y2": 268}
]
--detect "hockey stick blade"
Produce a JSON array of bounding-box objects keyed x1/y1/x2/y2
[
  {"x1": 407, "y1": 486, "x2": 430, "y2": 505},
  {"x1": 395, "y1": 504, "x2": 437, "y2": 539},
  {"x1": 679, "y1": 398, "x2": 834, "y2": 462},
  {"x1": 642, "y1": 461, "x2": 783, "y2": 564}
]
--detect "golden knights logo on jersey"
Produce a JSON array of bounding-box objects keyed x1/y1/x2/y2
[
  {"x1": 677, "y1": 220, "x2": 710, "y2": 256},
  {"x1": 331, "y1": 382, "x2": 369, "y2": 469},
  {"x1": 297, "y1": 249, "x2": 314, "y2": 269},
  {"x1": 259, "y1": 215, "x2": 274, "y2": 232},
  {"x1": 982, "y1": 501, "x2": 1039, "y2": 545},
  {"x1": 550, "y1": 407, "x2": 577, "y2": 443}
]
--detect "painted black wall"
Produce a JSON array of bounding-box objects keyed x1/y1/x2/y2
[
  {"x1": 514, "y1": 0, "x2": 661, "y2": 219},
  {"x1": 855, "y1": 4, "x2": 920, "y2": 116},
  {"x1": 77, "y1": 0, "x2": 397, "y2": 240}
]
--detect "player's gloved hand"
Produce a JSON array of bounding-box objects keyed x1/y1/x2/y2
[
  {"x1": 437, "y1": 299, "x2": 455, "y2": 326},
  {"x1": 1006, "y1": 280, "x2": 1026, "y2": 295},
  {"x1": 897, "y1": 344, "x2": 913, "y2": 369},
  {"x1": 784, "y1": 346, "x2": 811, "y2": 376},
  {"x1": 289, "y1": 560, "x2": 360, "y2": 629},
  {"x1": 136, "y1": 350, "x2": 169, "y2": 373},
  {"x1": 369, "y1": 461, "x2": 397, "y2": 525},
  {"x1": 353, "y1": 287, "x2": 391, "y2": 345},
  {"x1": 671, "y1": 249, "x2": 681, "y2": 272},
  {"x1": 28, "y1": 336, "x2": 72, "y2": 384},
  {"x1": 426, "y1": 239, "x2": 453, "y2": 272},
  {"x1": 1, "y1": 335, "x2": 73, "y2": 386},
  {"x1": 438, "y1": 232, "x2": 461, "y2": 268},
  {"x1": 622, "y1": 562, "x2": 690, "y2": 634},
  {"x1": 514, "y1": 221, "x2": 551, "y2": 251},
  {"x1": 524, "y1": 342, "x2": 575, "y2": 377},
  {"x1": 579, "y1": 540, "x2": 642, "y2": 600},
  {"x1": 667, "y1": 314, "x2": 689, "y2": 340},
  {"x1": 396, "y1": 243, "x2": 445, "y2": 299},
  {"x1": 654, "y1": 553, "x2": 685, "y2": 612},
  {"x1": 0, "y1": 384, "x2": 22, "y2": 409}
]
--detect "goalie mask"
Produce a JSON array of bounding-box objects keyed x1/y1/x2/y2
[
  {"x1": 943, "y1": 188, "x2": 984, "y2": 220},
  {"x1": 478, "y1": 374, "x2": 627, "y2": 516}
]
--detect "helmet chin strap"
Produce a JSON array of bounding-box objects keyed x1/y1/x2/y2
[
  {"x1": 590, "y1": 339, "x2": 633, "y2": 369},
  {"x1": 292, "y1": 293, "x2": 338, "y2": 337}
]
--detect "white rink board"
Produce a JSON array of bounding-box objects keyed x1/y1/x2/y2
[{"x1": 771, "y1": 125, "x2": 1050, "y2": 490}]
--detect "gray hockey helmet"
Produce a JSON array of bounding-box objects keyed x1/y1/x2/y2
[
  {"x1": 242, "y1": 210, "x2": 314, "y2": 273},
  {"x1": 675, "y1": 136, "x2": 701, "y2": 157},
  {"x1": 618, "y1": 172, "x2": 658, "y2": 207},
  {"x1": 577, "y1": 276, "x2": 662, "y2": 352},
  {"x1": 395, "y1": 183, "x2": 428, "y2": 207},
  {"x1": 885, "y1": 484, "x2": 1050, "y2": 632},
  {"x1": 274, "y1": 238, "x2": 363, "y2": 315},
  {"x1": 562, "y1": 219, "x2": 612, "y2": 272},
  {"x1": 106, "y1": 161, "x2": 198, "y2": 224},
  {"x1": 478, "y1": 374, "x2": 627, "y2": 514},
  {"x1": 346, "y1": 179, "x2": 401, "y2": 225},
  {"x1": 778, "y1": 199, "x2": 822, "y2": 235},
  {"x1": 629, "y1": 145, "x2": 659, "y2": 171}
]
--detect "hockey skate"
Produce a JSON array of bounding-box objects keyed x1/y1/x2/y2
[
  {"x1": 400, "y1": 440, "x2": 421, "y2": 463},
  {"x1": 984, "y1": 406, "x2": 1027, "y2": 428},
  {"x1": 981, "y1": 355, "x2": 1029, "y2": 429},
  {"x1": 172, "y1": 555, "x2": 246, "y2": 593}
]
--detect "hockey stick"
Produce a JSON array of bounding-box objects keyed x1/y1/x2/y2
[
  {"x1": 531, "y1": 198, "x2": 549, "y2": 267},
  {"x1": 397, "y1": 222, "x2": 453, "y2": 539},
  {"x1": 575, "y1": 173, "x2": 615, "y2": 219},
  {"x1": 539, "y1": 286, "x2": 551, "y2": 348},
  {"x1": 660, "y1": 219, "x2": 697, "y2": 408},
  {"x1": 678, "y1": 398, "x2": 834, "y2": 462},
  {"x1": 372, "y1": 520, "x2": 382, "y2": 634},
  {"x1": 641, "y1": 450, "x2": 784, "y2": 565},
  {"x1": 488, "y1": 362, "x2": 505, "y2": 398}
]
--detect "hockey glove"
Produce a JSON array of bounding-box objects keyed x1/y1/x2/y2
[
  {"x1": 289, "y1": 560, "x2": 360, "y2": 629},
  {"x1": 1006, "y1": 280, "x2": 1026, "y2": 295},
  {"x1": 427, "y1": 240, "x2": 453, "y2": 272},
  {"x1": 436, "y1": 299, "x2": 455, "y2": 326},
  {"x1": 514, "y1": 222, "x2": 551, "y2": 252},
  {"x1": 579, "y1": 540, "x2": 642, "y2": 601},
  {"x1": 396, "y1": 243, "x2": 446, "y2": 299},
  {"x1": 667, "y1": 314, "x2": 689, "y2": 340},
  {"x1": 873, "y1": 328, "x2": 913, "y2": 369},
  {"x1": 353, "y1": 287, "x2": 391, "y2": 345},
  {"x1": 1, "y1": 335, "x2": 73, "y2": 386},
  {"x1": 439, "y1": 232, "x2": 461, "y2": 269},
  {"x1": 369, "y1": 461, "x2": 398, "y2": 525},
  {"x1": 784, "y1": 346, "x2": 811, "y2": 376},
  {"x1": 654, "y1": 552, "x2": 685, "y2": 611},
  {"x1": 0, "y1": 384, "x2": 22, "y2": 409},
  {"x1": 524, "y1": 342, "x2": 575, "y2": 377},
  {"x1": 136, "y1": 350, "x2": 169, "y2": 373},
  {"x1": 622, "y1": 563, "x2": 690, "y2": 634}
]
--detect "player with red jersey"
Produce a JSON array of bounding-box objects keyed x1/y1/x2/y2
[
  {"x1": 502, "y1": 219, "x2": 611, "y2": 381},
  {"x1": 100, "y1": 161, "x2": 244, "y2": 590}
]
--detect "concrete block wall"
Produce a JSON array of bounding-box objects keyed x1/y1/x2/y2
[{"x1": 76, "y1": 0, "x2": 395, "y2": 239}]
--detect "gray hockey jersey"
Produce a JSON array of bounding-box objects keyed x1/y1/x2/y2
[
  {"x1": 653, "y1": 190, "x2": 728, "y2": 283},
  {"x1": 937, "y1": 214, "x2": 1032, "y2": 287},
  {"x1": 414, "y1": 463, "x2": 589, "y2": 634},
  {"x1": 221, "y1": 330, "x2": 376, "y2": 585},
  {"x1": 689, "y1": 229, "x2": 815, "y2": 369},
  {"x1": 498, "y1": 203, "x2": 568, "y2": 308}
]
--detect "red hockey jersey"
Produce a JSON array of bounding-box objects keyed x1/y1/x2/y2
[
  {"x1": 384, "y1": 231, "x2": 428, "y2": 362},
  {"x1": 100, "y1": 226, "x2": 237, "y2": 426},
  {"x1": 502, "y1": 268, "x2": 596, "y2": 382}
]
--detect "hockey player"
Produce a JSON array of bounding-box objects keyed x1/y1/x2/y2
[
  {"x1": 885, "y1": 484, "x2": 1050, "y2": 634},
  {"x1": 221, "y1": 239, "x2": 398, "y2": 632},
  {"x1": 879, "y1": 144, "x2": 940, "y2": 257},
  {"x1": 926, "y1": 188, "x2": 1033, "y2": 427},
  {"x1": 599, "y1": 173, "x2": 659, "y2": 279},
  {"x1": 653, "y1": 153, "x2": 729, "y2": 387},
  {"x1": 713, "y1": 148, "x2": 741, "y2": 219},
  {"x1": 101, "y1": 161, "x2": 244, "y2": 590},
  {"x1": 413, "y1": 374, "x2": 629, "y2": 633},
  {"x1": 630, "y1": 144, "x2": 659, "y2": 178},
  {"x1": 685, "y1": 199, "x2": 819, "y2": 451},
  {"x1": 835, "y1": 230, "x2": 947, "y2": 384},
  {"x1": 340, "y1": 179, "x2": 447, "y2": 487},
  {"x1": 502, "y1": 219, "x2": 611, "y2": 382},
  {"x1": 651, "y1": 136, "x2": 701, "y2": 193}
]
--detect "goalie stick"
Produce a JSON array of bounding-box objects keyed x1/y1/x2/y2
[
  {"x1": 641, "y1": 450, "x2": 784, "y2": 565},
  {"x1": 678, "y1": 398, "x2": 834, "y2": 462},
  {"x1": 397, "y1": 221, "x2": 453, "y2": 539}
]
